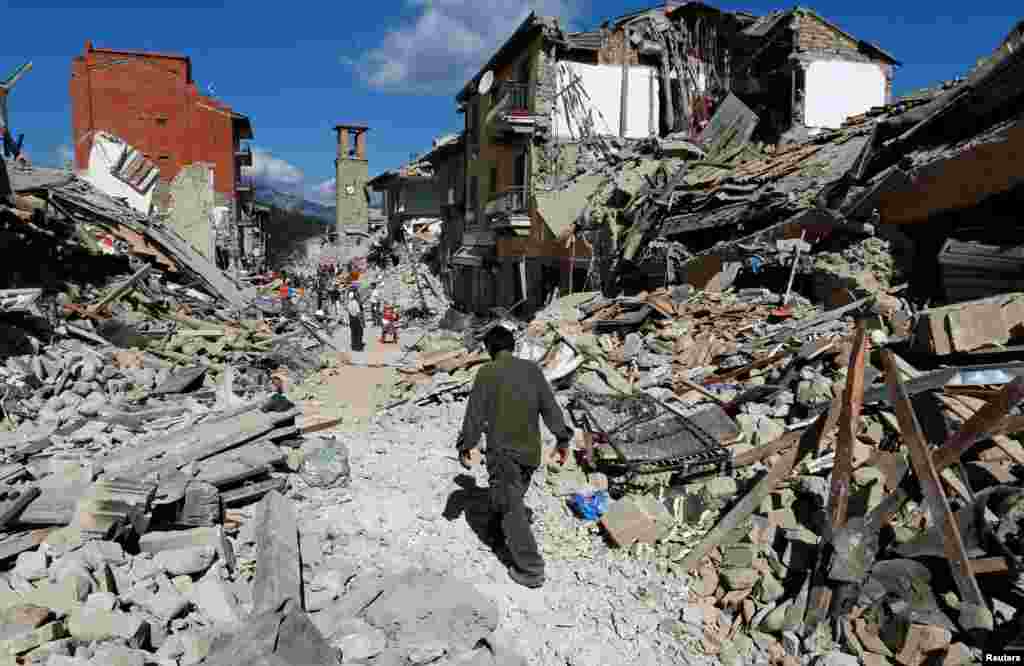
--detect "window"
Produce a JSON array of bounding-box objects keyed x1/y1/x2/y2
[
  {"x1": 156, "y1": 117, "x2": 168, "y2": 126},
  {"x1": 490, "y1": 166, "x2": 498, "y2": 197},
  {"x1": 159, "y1": 154, "x2": 170, "y2": 160}
]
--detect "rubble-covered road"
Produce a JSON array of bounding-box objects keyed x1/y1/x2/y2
[{"x1": 301, "y1": 376, "x2": 699, "y2": 666}]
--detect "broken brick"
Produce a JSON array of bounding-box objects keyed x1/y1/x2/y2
[{"x1": 599, "y1": 498, "x2": 657, "y2": 547}]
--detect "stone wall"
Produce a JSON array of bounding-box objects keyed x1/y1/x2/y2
[
  {"x1": 335, "y1": 158, "x2": 369, "y2": 238},
  {"x1": 166, "y1": 163, "x2": 216, "y2": 260},
  {"x1": 532, "y1": 43, "x2": 562, "y2": 191}
]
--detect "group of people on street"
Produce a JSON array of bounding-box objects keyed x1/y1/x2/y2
[{"x1": 342, "y1": 280, "x2": 401, "y2": 351}]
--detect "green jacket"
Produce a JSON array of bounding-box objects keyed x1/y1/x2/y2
[{"x1": 457, "y1": 350, "x2": 572, "y2": 467}]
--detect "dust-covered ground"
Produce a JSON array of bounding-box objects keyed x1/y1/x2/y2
[{"x1": 286, "y1": 319, "x2": 707, "y2": 666}]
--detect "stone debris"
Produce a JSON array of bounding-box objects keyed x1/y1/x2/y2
[{"x1": 4, "y1": 21, "x2": 1024, "y2": 664}]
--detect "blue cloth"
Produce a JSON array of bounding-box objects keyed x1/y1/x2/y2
[
  {"x1": 569, "y1": 490, "x2": 610, "y2": 521},
  {"x1": 748, "y1": 256, "x2": 764, "y2": 274}
]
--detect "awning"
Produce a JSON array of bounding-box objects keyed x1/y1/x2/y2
[{"x1": 451, "y1": 245, "x2": 492, "y2": 267}]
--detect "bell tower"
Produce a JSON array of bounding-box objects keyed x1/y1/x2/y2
[{"x1": 333, "y1": 124, "x2": 369, "y2": 246}]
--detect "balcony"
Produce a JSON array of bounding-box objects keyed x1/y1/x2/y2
[
  {"x1": 499, "y1": 81, "x2": 530, "y2": 112},
  {"x1": 485, "y1": 186, "x2": 531, "y2": 230},
  {"x1": 235, "y1": 144, "x2": 253, "y2": 167},
  {"x1": 492, "y1": 82, "x2": 537, "y2": 141}
]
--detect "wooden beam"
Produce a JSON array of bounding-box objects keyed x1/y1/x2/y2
[
  {"x1": 931, "y1": 376, "x2": 1024, "y2": 473},
  {"x1": 830, "y1": 320, "x2": 868, "y2": 529},
  {"x1": 88, "y1": 264, "x2": 153, "y2": 314},
  {"x1": 881, "y1": 349, "x2": 993, "y2": 632},
  {"x1": 970, "y1": 557, "x2": 1010, "y2": 576}
]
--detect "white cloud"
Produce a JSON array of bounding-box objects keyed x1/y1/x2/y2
[
  {"x1": 242, "y1": 148, "x2": 339, "y2": 206},
  {"x1": 245, "y1": 147, "x2": 305, "y2": 193},
  {"x1": 347, "y1": 0, "x2": 586, "y2": 94}
]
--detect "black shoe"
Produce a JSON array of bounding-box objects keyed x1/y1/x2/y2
[{"x1": 508, "y1": 565, "x2": 544, "y2": 589}]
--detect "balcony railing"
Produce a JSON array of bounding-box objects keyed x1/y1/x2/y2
[
  {"x1": 235, "y1": 144, "x2": 253, "y2": 167},
  {"x1": 499, "y1": 81, "x2": 530, "y2": 111},
  {"x1": 485, "y1": 186, "x2": 529, "y2": 218}
]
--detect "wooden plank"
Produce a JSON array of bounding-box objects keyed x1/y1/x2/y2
[
  {"x1": 252, "y1": 491, "x2": 302, "y2": 614},
  {"x1": 733, "y1": 430, "x2": 801, "y2": 467},
  {"x1": 806, "y1": 339, "x2": 867, "y2": 631},
  {"x1": 881, "y1": 349, "x2": 993, "y2": 632},
  {"x1": 830, "y1": 320, "x2": 868, "y2": 529},
  {"x1": 221, "y1": 477, "x2": 287, "y2": 507},
  {"x1": 88, "y1": 264, "x2": 152, "y2": 314},
  {"x1": 300, "y1": 417, "x2": 344, "y2": 435},
  {"x1": 931, "y1": 376, "x2": 1024, "y2": 472},
  {"x1": 701, "y1": 351, "x2": 787, "y2": 385},
  {"x1": 971, "y1": 557, "x2": 1010, "y2": 575}
]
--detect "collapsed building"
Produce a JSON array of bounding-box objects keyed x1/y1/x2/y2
[
  {"x1": 595, "y1": 17, "x2": 1024, "y2": 312},
  {"x1": 69, "y1": 42, "x2": 266, "y2": 273},
  {"x1": 443, "y1": 2, "x2": 898, "y2": 318}
]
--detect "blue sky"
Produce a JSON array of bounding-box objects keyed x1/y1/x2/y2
[{"x1": 2, "y1": 1, "x2": 1017, "y2": 204}]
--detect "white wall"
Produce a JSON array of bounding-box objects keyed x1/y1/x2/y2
[
  {"x1": 554, "y1": 62, "x2": 660, "y2": 140},
  {"x1": 81, "y1": 132, "x2": 159, "y2": 215},
  {"x1": 803, "y1": 60, "x2": 886, "y2": 129}
]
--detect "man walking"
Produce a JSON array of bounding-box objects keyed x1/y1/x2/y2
[
  {"x1": 346, "y1": 286, "x2": 365, "y2": 351},
  {"x1": 456, "y1": 325, "x2": 573, "y2": 589},
  {"x1": 368, "y1": 282, "x2": 382, "y2": 328}
]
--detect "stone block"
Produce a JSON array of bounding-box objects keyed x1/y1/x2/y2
[
  {"x1": 190, "y1": 568, "x2": 243, "y2": 628},
  {"x1": 722, "y1": 544, "x2": 759, "y2": 568},
  {"x1": 153, "y1": 546, "x2": 216, "y2": 576},
  {"x1": 599, "y1": 498, "x2": 657, "y2": 547},
  {"x1": 720, "y1": 568, "x2": 759, "y2": 591},
  {"x1": 67, "y1": 607, "x2": 144, "y2": 643}
]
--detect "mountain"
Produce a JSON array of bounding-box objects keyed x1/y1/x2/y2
[{"x1": 255, "y1": 186, "x2": 335, "y2": 222}]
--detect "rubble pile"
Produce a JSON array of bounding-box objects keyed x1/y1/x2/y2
[
  {"x1": 391, "y1": 266, "x2": 1024, "y2": 663},
  {"x1": 1, "y1": 159, "x2": 531, "y2": 665}
]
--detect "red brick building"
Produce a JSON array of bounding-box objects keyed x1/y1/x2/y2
[{"x1": 69, "y1": 41, "x2": 253, "y2": 214}]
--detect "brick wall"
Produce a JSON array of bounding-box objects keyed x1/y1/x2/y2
[
  {"x1": 796, "y1": 13, "x2": 858, "y2": 52},
  {"x1": 70, "y1": 45, "x2": 239, "y2": 202},
  {"x1": 597, "y1": 28, "x2": 640, "y2": 66}
]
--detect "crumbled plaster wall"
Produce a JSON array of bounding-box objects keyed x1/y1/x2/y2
[
  {"x1": 80, "y1": 132, "x2": 159, "y2": 215},
  {"x1": 532, "y1": 43, "x2": 559, "y2": 191},
  {"x1": 167, "y1": 163, "x2": 216, "y2": 260}
]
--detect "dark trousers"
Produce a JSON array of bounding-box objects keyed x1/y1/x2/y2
[
  {"x1": 487, "y1": 451, "x2": 544, "y2": 580},
  {"x1": 349, "y1": 315, "x2": 364, "y2": 350}
]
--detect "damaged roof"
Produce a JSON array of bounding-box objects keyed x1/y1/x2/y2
[
  {"x1": 564, "y1": 30, "x2": 605, "y2": 51},
  {"x1": 6, "y1": 162, "x2": 74, "y2": 192},
  {"x1": 456, "y1": 12, "x2": 560, "y2": 104},
  {"x1": 829, "y1": 20, "x2": 1024, "y2": 224}
]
